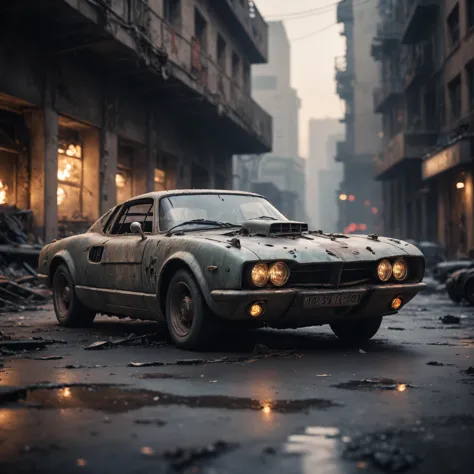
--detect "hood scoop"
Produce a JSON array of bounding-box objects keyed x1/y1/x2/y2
[{"x1": 240, "y1": 220, "x2": 308, "y2": 237}]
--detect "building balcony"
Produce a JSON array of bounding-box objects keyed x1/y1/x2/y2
[
  {"x1": 403, "y1": 46, "x2": 434, "y2": 90},
  {"x1": 375, "y1": 130, "x2": 438, "y2": 180},
  {"x1": 213, "y1": 0, "x2": 268, "y2": 64},
  {"x1": 335, "y1": 56, "x2": 354, "y2": 100},
  {"x1": 337, "y1": 0, "x2": 353, "y2": 24},
  {"x1": 335, "y1": 141, "x2": 350, "y2": 163},
  {"x1": 373, "y1": 79, "x2": 403, "y2": 113},
  {"x1": 22, "y1": 0, "x2": 271, "y2": 153},
  {"x1": 402, "y1": 1, "x2": 441, "y2": 45}
]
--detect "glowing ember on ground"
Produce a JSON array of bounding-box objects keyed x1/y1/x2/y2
[{"x1": 397, "y1": 384, "x2": 407, "y2": 392}]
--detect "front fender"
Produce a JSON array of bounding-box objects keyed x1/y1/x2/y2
[
  {"x1": 48, "y1": 249, "x2": 78, "y2": 286},
  {"x1": 157, "y1": 251, "x2": 215, "y2": 310}
]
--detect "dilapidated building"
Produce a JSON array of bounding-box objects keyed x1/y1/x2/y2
[
  {"x1": 372, "y1": 0, "x2": 474, "y2": 257},
  {"x1": 0, "y1": 0, "x2": 271, "y2": 242}
]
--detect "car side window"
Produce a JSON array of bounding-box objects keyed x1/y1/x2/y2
[{"x1": 109, "y1": 200, "x2": 155, "y2": 235}]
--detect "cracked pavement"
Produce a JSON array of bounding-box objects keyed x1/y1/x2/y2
[{"x1": 0, "y1": 293, "x2": 473, "y2": 474}]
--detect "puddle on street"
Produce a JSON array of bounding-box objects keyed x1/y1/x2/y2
[
  {"x1": 332, "y1": 379, "x2": 414, "y2": 391},
  {"x1": 18, "y1": 385, "x2": 341, "y2": 413}
]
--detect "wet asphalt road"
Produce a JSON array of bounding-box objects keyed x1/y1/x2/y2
[{"x1": 0, "y1": 293, "x2": 473, "y2": 474}]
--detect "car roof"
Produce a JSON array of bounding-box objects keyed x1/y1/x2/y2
[{"x1": 123, "y1": 189, "x2": 264, "y2": 203}]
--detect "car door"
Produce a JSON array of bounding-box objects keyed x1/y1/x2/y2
[{"x1": 99, "y1": 198, "x2": 155, "y2": 312}]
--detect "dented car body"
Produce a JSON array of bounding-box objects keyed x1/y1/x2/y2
[{"x1": 38, "y1": 190, "x2": 426, "y2": 350}]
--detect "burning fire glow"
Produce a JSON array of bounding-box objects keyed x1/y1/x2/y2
[
  {"x1": 115, "y1": 173, "x2": 126, "y2": 188},
  {"x1": 58, "y1": 162, "x2": 73, "y2": 181},
  {"x1": 0, "y1": 180, "x2": 7, "y2": 205},
  {"x1": 58, "y1": 144, "x2": 81, "y2": 158},
  {"x1": 57, "y1": 187, "x2": 65, "y2": 206},
  {"x1": 397, "y1": 384, "x2": 407, "y2": 392}
]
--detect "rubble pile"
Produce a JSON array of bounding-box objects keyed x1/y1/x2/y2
[{"x1": 0, "y1": 205, "x2": 50, "y2": 313}]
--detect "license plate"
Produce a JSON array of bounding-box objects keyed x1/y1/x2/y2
[{"x1": 303, "y1": 293, "x2": 361, "y2": 308}]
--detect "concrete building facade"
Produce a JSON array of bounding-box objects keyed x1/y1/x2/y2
[
  {"x1": 306, "y1": 118, "x2": 343, "y2": 229},
  {"x1": 0, "y1": 0, "x2": 271, "y2": 242},
  {"x1": 335, "y1": 0, "x2": 383, "y2": 235},
  {"x1": 233, "y1": 21, "x2": 305, "y2": 221},
  {"x1": 372, "y1": 0, "x2": 474, "y2": 256}
]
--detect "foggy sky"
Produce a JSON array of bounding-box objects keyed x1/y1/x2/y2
[{"x1": 254, "y1": 0, "x2": 345, "y2": 158}]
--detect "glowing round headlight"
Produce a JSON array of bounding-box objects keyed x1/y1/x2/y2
[
  {"x1": 377, "y1": 259, "x2": 392, "y2": 282},
  {"x1": 392, "y1": 258, "x2": 408, "y2": 281},
  {"x1": 251, "y1": 263, "x2": 269, "y2": 287},
  {"x1": 269, "y1": 262, "x2": 290, "y2": 287}
]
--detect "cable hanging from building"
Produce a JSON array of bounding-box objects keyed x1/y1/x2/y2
[
  {"x1": 290, "y1": 0, "x2": 376, "y2": 41},
  {"x1": 267, "y1": 0, "x2": 375, "y2": 21}
]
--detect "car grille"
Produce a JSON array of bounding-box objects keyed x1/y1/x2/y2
[
  {"x1": 339, "y1": 261, "x2": 374, "y2": 286},
  {"x1": 288, "y1": 261, "x2": 374, "y2": 287}
]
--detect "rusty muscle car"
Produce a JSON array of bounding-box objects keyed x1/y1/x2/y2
[{"x1": 38, "y1": 190, "x2": 426, "y2": 350}]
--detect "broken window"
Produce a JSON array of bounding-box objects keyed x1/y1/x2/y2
[
  {"x1": 467, "y1": 61, "x2": 474, "y2": 111},
  {"x1": 194, "y1": 8, "x2": 207, "y2": 52},
  {"x1": 110, "y1": 200, "x2": 154, "y2": 235},
  {"x1": 447, "y1": 5, "x2": 460, "y2": 49},
  {"x1": 448, "y1": 75, "x2": 462, "y2": 121},
  {"x1": 217, "y1": 34, "x2": 226, "y2": 71},
  {"x1": 57, "y1": 139, "x2": 83, "y2": 221},
  {"x1": 467, "y1": 0, "x2": 474, "y2": 30},
  {"x1": 164, "y1": 0, "x2": 181, "y2": 28},
  {"x1": 232, "y1": 52, "x2": 241, "y2": 82}
]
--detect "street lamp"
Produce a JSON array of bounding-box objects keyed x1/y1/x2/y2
[{"x1": 456, "y1": 181, "x2": 465, "y2": 189}]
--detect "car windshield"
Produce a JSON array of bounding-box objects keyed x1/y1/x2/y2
[{"x1": 159, "y1": 193, "x2": 287, "y2": 232}]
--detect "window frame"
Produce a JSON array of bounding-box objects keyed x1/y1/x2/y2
[{"x1": 106, "y1": 198, "x2": 157, "y2": 236}]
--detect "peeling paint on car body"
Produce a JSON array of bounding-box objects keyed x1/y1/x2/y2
[{"x1": 38, "y1": 190, "x2": 426, "y2": 328}]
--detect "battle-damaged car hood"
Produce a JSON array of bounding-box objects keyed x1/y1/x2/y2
[{"x1": 182, "y1": 229, "x2": 423, "y2": 263}]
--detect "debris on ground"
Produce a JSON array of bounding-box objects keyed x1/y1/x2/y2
[
  {"x1": 388, "y1": 327, "x2": 405, "y2": 331},
  {"x1": 30, "y1": 355, "x2": 63, "y2": 361},
  {"x1": 439, "y1": 315, "x2": 461, "y2": 324},
  {"x1": 0, "y1": 339, "x2": 49, "y2": 352},
  {"x1": 461, "y1": 367, "x2": 474, "y2": 375},
  {"x1": 134, "y1": 419, "x2": 167, "y2": 426},
  {"x1": 343, "y1": 430, "x2": 422, "y2": 472},
  {"x1": 333, "y1": 379, "x2": 415, "y2": 391},
  {"x1": 84, "y1": 334, "x2": 166, "y2": 350},
  {"x1": 427, "y1": 361, "x2": 444, "y2": 366},
  {"x1": 0, "y1": 205, "x2": 50, "y2": 313},
  {"x1": 163, "y1": 441, "x2": 237, "y2": 471},
  {"x1": 127, "y1": 352, "x2": 294, "y2": 368}
]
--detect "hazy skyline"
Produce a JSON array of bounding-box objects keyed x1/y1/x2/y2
[{"x1": 254, "y1": 0, "x2": 346, "y2": 158}]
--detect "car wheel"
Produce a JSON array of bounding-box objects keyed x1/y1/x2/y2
[
  {"x1": 464, "y1": 279, "x2": 474, "y2": 306},
  {"x1": 166, "y1": 269, "x2": 217, "y2": 350},
  {"x1": 330, "y1": 316, "x2": 382, "y2": 345},
  {"x1": 52, "y1": 264, "x2": 96, "y2": 327},
  {"x1": 446, "y1": 279, "x2": 462, "y2": 303}
]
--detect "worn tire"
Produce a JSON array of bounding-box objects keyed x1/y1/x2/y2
[
  {"x1": 446, "y1": 279, "x2": 462, "y2": 303},
  {"x1": 165, "y1": 269, "x2": 218, "y2": 350},
  {"x1": 464, "y1": 278, "x2": 474, "y2": 306},
  {"x1": 330, "y1": 316, "x2": 383, "y2": 344},
  {"x1": 52, "y1": 264, "x2": 96, "y2": 327}
]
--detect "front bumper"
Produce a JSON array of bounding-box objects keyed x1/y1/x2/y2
[{"x1": 210, "y1": 282, "x2": 426, "y2": 327}]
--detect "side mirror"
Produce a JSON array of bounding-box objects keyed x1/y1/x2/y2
[{"x1": 130, "y1": 221, "x2": 146, "y2": 240}]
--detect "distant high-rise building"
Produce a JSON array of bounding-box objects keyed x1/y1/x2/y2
[
  {"x1": 307, "y1": 118, "x2": 344, "y2": 229},
  {"x1": 252, "y1": 21, "x2": 300, "y2": 158},
  {"x1": 234, "y1": 21, "x2": 305, "y2": 220},
  {"x1": 335, "y1": 0, "x2": 383, "y2": 235}
]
